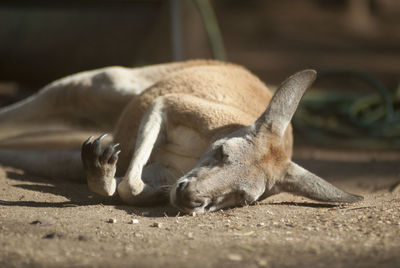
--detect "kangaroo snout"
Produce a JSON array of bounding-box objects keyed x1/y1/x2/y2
[{"x1": 170, "y1": 178, "x2": 212, "y2": 214}]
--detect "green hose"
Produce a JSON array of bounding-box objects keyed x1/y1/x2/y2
[{"x1": 293, "y1": 70, "x2": 400, "y2": 149}]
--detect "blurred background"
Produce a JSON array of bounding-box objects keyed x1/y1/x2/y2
[{"x1": 0, "y1": 0, "x2": 399, "y2": 148}]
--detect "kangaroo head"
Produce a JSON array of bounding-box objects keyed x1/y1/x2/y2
[{"x1": 170, "y1": 70, "x2": 363, "y2": 214}]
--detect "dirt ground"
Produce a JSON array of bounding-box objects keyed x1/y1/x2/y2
[
  {"x1": 0, "y1": 145, "x2": 399, "y2": 268},
  {"x1": 1, "y1": 1, "x2": 399, "y2": 267}
]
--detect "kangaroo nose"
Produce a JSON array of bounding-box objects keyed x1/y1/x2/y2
[{"x1": 172, "y1": 179, "x2": 205, "y2": 211}]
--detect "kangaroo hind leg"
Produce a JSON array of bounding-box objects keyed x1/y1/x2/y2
[
  {"x1": 0, "y1": 68, "x2": 135, "y2": 141},
  {"x1": 0, "y1": 149, "x2": 84, "y2": 182}
]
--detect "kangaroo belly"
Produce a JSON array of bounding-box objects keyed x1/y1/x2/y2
[{"x1": 151, "y1": 125, "x2": 207, "y2": 183}]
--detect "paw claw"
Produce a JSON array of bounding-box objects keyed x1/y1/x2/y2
[
  {"x1": 99, "y1": 133, "x2": 108, "y2": 140},
  {"x1": 81, "y1": 134, "x2": 119, "y2": 180},
  {"x1": 99, "y1": 143, "x2": 120, "y2": 164},
  {"x1": 112, "y1": 143, "x2": 120, "y2": 149},
  {"x1": 109, "y1": 150, "x2": 121, "y2": 164},
  {"x1": 91, "y1": 134, "x2": 108, "y2": 156},
  {"x1": 83, "y1": 136, "x2": 94, "y2": 145},
  {"x1": 81, "y1": 136, "x2": 94, "y2": 154}
]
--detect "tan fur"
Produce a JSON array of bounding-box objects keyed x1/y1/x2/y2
[{"x1": 112, "y1": 61, "x2": 275, "y2": 174}]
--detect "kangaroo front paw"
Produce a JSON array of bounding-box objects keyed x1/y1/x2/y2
[{"x1": 81, "y1": 134, "x2": 120, "y2": 196}]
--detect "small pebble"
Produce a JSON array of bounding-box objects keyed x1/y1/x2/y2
[
  {"x1": 227, "y1": 253, "x2": 243, "y2": 261},
  {"x1": 190, "y1": 212, "x2": 197, "y2": 217},
  {"x1": 78, "y1": 235, "x2": 88, "y2": 241},
  {"x1": 108, "y1": 218, "x2": 117, "y2": 224},
  {"x1": 151, "y1": 222, "x2": 162, "y2": 228},
  {"x1": 30, "y1": 216, "x2": 56, "y2": 226},
  {"x1": 129, "y1": 219, "x2": 139, "y2": 224},
  {"x1": 43, "y1": 232, "x2": 63, "y2": 239},
  {"x1": 187, "y1": 232, "x2": 194, "y2": 239},
  {"x1": 257, "y1": 258, "x2": 268, "y2": 267},
  {"x1": 257, "y1": 222, "x2": 265, "y2": 227},
  {"x1": 43, "y1": 232, "x2": 56, "y2": 239}
]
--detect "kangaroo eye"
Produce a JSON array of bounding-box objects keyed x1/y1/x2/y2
[{"x1": 215, "y1": 145, "x2": 229, "y2": 163}]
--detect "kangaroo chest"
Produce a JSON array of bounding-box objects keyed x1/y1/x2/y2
[{"x1": 150, "y1": 125, "x2": 208, "y2": 182}]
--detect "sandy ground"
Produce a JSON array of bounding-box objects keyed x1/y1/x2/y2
[
  {"x1": 0, "y1": 146, "x2": 399, "y2": 268},
  {"x1": 1, "y1": 2, "x2": 399, "y2": 267}
]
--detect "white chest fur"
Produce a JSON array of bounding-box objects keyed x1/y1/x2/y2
[{"x1": 151, "y1": 125, "x2": 207, "y2": 183}]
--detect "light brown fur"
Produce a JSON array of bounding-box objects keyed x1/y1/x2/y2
[{"x1": 112, "y1": 61, "x2": 275, "y2": 174}]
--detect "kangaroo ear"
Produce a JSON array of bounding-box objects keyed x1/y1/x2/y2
[
  {"x1": 278, "y1": 161, "x2": 363, "y2": 203},
  {"x1": 255, "y1": 69, "x2": 317, "y2": 137}
]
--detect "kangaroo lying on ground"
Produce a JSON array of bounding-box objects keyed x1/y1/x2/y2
[{"x1": 0, "y1": 60, "x2": 362, "y2": 213}]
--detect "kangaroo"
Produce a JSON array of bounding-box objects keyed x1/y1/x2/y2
[{"x1": 0, "y1": 60, "x2": 362, "y2": 213}]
